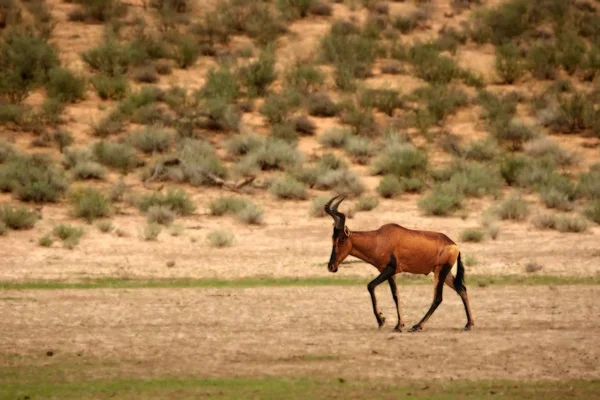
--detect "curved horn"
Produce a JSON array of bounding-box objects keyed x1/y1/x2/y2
[
  {"x1": 331, "y1": 195, "x2": 346, "y2": 230},
  {"x1": 324, "y1": 195, "x2": 342, "y2": 218}
]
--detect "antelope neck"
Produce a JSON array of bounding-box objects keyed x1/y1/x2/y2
[{"x1": 348, "y1": 230, "x2": 379, "y2": 266}]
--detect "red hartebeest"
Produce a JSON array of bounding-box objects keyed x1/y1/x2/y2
[{"x1": 324, "y1": 195, "x2": 474, "y2": 332}]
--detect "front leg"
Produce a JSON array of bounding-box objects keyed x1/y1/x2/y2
[
  {"x1": 388, "y1": 275, "x2": 404, "y2": 332},
  {"x1": 367, "y1": 264, "x2": 396, "y2": 329}
]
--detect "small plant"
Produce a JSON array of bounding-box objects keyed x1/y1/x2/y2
[
  {"x1": 53, "y1": 223, "x2": 84, "y2": 248},
  {"x1": 495, "y1": 42, "x2": 524, "y2": 84},
  {"x1": 96, "y1": 220, "x2": 113, "y2": 233},
  {"x1": 226, "y1": 134, "x2": 264, "y2": 157},
  {"x1": 371, "y1": 143, "x2": 428, "y2": 178},
  {"x1": 344, "y1": 136, "x2": 373, "y2": 164},
  {"x1": 319, "y1": 128, "x2": 351, "y2": 148},
  {"x1": 355, "y1": 196, "x2": 379, "y2": 212},
  {"x1": 583, "y1": 200, "x2": 600, "y2": 224},
  {"x1": 460, "y1": 228, "x2": 485, "y2": 243},
  {"x1": 38, "y1": 234, "x2": 54, "y2": 247},
  {"x1": 91, "y1": 74, "x2": 129, "y2": 100},
  {"x1": 133, "y1": 65, "x2": 159, "y2": 83},
  {"x1": 492, "y1": 119, "x2": 535, "y2": 151},
  {"x1": 46, "y1": 67, "x2": 86, "y2": 103},
  {"x1": 463, "y1": 254, "x2": 478, "y2": 267},
  {"x1": 70, "y1": 187, "x2": 111, "y2": 223},
  {"x1": 0, "y1": 204, "x2": 37, "y2": 230},
  {"x1": 127, "y1": 126, "x2": 172, "y2": 154},
  {"x1": 0, "y1": 155, "x2": 68, "y2": 203},
  {"x1": 72, "y1": 162, "x2": 106, "y2": 181},
  {"x1": 137, "y1": 189, "x2": 196, "y2": 216},
  {"x1": 142, "y1": 222, "x2": 162, "y2": 241},
  {"x1": 525, "y1": 261, "x2": 543, "y2": 273},
  {"x1": 497, "y1": 194, "x2": 529, "y2": 221},
  {"x1": 238, "y1": 47, "x2": 277, "y2": 97},
  {"x1": 237, "y1": 203, "x2": 264, "y2": 225},
  {"x1": 209, "y1": 196, "x2": 264, "y2": 224},
  {"x1": 309, "y1": 196, "x2": 329, "y2": 217},
  {"x1": 92, "y1": 141, "x2": 140, "y2": 174},
  {"x1": 418, "y1": 183, "x2": 463, "y2": 216},
  {"x1": 146, "y1": 205, "x2": 175, "y2": 225},
  {"x1": 308, "y1": 92, "x2": 339, "y2": 117},
  {"x1": 532, "y1": 213, "x2": 557, "y2": 230},
  {"x1": 555, "y1": 214, "x2": 588, "y2": 233},
  {"x1": 207, "y1": 229, "x2": 234, "y2": 248},
  {"x1": 376, "y1": 175, "x2": 403, "y2": 198},
  {"x1": 270, "y1": 176, "x2": 308, "y2": 200},
  {"x1": 285, "y1": 63, "x2": 325, "y2": 93}
]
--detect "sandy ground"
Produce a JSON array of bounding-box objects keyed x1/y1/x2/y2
[
  {"x1": 1, "y1": 190, "x2": 599, "y2": 282},
  {"x1": 1, "y1": 285, "x2": 598, "y2": 382}
]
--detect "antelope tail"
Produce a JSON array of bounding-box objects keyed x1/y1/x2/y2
[{"x1": 455, "y1": 252, "x2": 466, "y2": 292}]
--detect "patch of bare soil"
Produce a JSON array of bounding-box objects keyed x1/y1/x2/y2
[{"x1": 1, "y1": 285, "x2": 598, "y2": 382}]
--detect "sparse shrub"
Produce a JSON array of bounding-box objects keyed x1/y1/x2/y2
[
  {"x1": 556, "y1": 29, "x2": 586, "y2": 75},
  {"x1": 154, "y1": 60, "x2": 172, "y2": 75},
  {"x1": 584, "y1": 200, "x2": 600, "y2": 224},
  {"x1": 319, "y1": 128, "x2": 350, "y2": 148},
  {"x1": 207, "y1": 229, "x2": 234, "y2": 248},
  {"x1": 96, "y1": 220, "x2": 113, "y2": 233},
  {"x1": 418, "y1": 182, "x2": 463, "y2": 216},
  {"x1": 72, "y1": 162, "x2": 106, "y2": 180},
  {"x1": 355, "y1": 196, "x2": 379, "y2": 212},
  {"x1": 525, "y1": 261, "x2": 543, "y2": 273},
  {"x1": 46, "y1": 67, "x2": 86, "y2": 103},
  {"x1": 376, "y1": 175, "x2": 402, "y2": 198},
  {"x1": 0, "y1": 204, "x2": 37, "y2": 230},
  {"x1": 271, "y1": 122, "x2": 298, "y2": 144},
  {"x1": 314, "y1": 169, "x2": 364, "y2": 196},
  {"x1": 527, "y1": 42, "x2": 558, "y2": 80},
  {"x1": 199, "y1": 66, "x2": 239, "y2": 102},
  {"x1": 487, "y1": 225, "x2": 500, "y2": 240},
  {"x1": 448, "y1": 161, "x2": 503, "y2": 198},
  {"x1": 133, "y1": 65, "x2": 159, "y2": 83},
  {"x1": 69, "y1": 0, "x2": 126, "y2": 23},
  {"x1": 492, "y1": 119, "x2": 535, "y2": 151},
  {"x1": 408, "y1": 42, "x2": 460, "y2": 84},
  {"x1": 209, "y1": 196, "x2": 247, "y2": 216},
  {"x1": 91, "y1": 113, "x2": 125, "y2": 137},
  {"x1": 237, "y1": 203, "x2": 264, "y2": 225},
  {"x1": 137, "y1": 189, "x2": 196, "y2": 216},
  {"x1": 270, "y1": 175, "x2": 308, "y2": 200},
  {"x1": 226, "y1": 134, "x2": 264, "y2": 157},
  {"x1": 555, "y1": 214, "x2": 588, "y2": 233},
  {"x1": 460, "y1": 228, "x2": 485, "y2": 243},
  {"x1": 294, "y1": 115, "x2": 316, "y2": 135},
  {"x1": 0, "y1": 154, "x2": 68, "y2": 203},
  {"x1": 147, "y1": 205, "x2": 175, "y2": 225},
  {"x1": 414, "y1": 85, "x2": 468, "y2": 124},
  {"x1": 320, "y1": 28, "x2": 377, "y2": 80},
  {"x1": 172, "y1": 35, "x2": 199, "y2": 69},
  {"x1": 478, "y1": 90, "x2": 518, "y2": 122},
  {"x1": 53, "y1": 131, "x2": 74, "y2": 153},
  {"x1": 470, "y1": 0, "x2": 529, "y2": 45},
  {"x1": 340, "y1": 103, "x2": 378, "y2": 136},
  {"x1": 91, "y1": 74, "x2": 128, "y2": 100},
  {"x1": 82, "y1": 36, "x2": 131, "y2": 76},
  {"x1": 260, "y1": 90, "x2": 302, "y2": 124},
  {"x1": 359, "y1": 88, "x2": 403, "y2": 117},
  {"x1": 495, "y1": 42, "x2": 524, "y2": 84},
  {"x1": 497, "y1": 194, "x2": 529, "y2": 221},
  {"x1": 0, "y1": 27, "x2": 60, "y2": 103},
  {"x1": 532, "y1": 213, "x2": 557, "y2": 230},
  {"x1": 344, "y1": 136, "x2": 373, "y2": 164},
  {"x1": 92, "y1": 141, "x2": 140, "y2": 174},
  {"x1": 38, "y1": 234, "x2": 53, "y2": 247},
  {"x1": 127, "y1": 126, "x2": 172, "y2": 154},
  {"x1": 285, "y1": 63, "x2": 324, "y2": 93},
  {"x1": 309, "y1": 196, "x2": 329, "y2": 217},
  {"x1": 142, "y1": 222, "x2": 161, "y2": 241},
  {"x1": 53, "y1": 223, "x2": 84, "y2": 248},
  {"x1": 70, "y1": 187, "x2": 110, "y2": 223},
  {"x1": 524, "y1": 137, "x2": 577, "y2": 167},
  {"x1": 238, "y1": 47, "x2": 277, "y2": 97},
  {"x1": 550, "y1": 93, "x2": 594, "y2": 134},
  {"x1": 400, "y1": 177, "x2": 426, "y2": 193},
  {"x1": 464, "y1": 139, "x2": 498, "y2": 161},
  {"x1": 308, "y1": 93, "x2": 339, "y2": 117},
  {"x1": 371, "y1": 143, "x2": 428, "y2": 178},
  {"x1": 540, "y1": 187, "x2": 575, "y2": 211},
  {"x1": 241, "y1": 138, "x2": 301, "y2": 172},
  {"x1": 277, "y1": 0, "x2": 314, "y2": 20}
]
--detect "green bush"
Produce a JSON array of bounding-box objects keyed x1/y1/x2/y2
[
  {"x1": 492, "y1": 119, "x2": 535, "y2": 151},
  {"x1": 418, "y1": 182, "x2": 463, "y2": 216},
  {"x1": 209, "y1": 196, "x2": 248, "y2": 216},
  {"x1": 532, "y1": 213, "x2": 557, "y2": 230},
  {"x1": 344, "y1": 136, "x2": 373, "y2": 164},
  {"x1": 309, "y1": 196, "x2": 329, "y2": 217},
  {"x1": 237, "y1": 203, "x2": 264, "y2": 225},
  {"x1": 0, "y1": 154, "x2": 68, "y2": 203},
  {"x1": 340, "y1": 103, "x2": 378, "y2": 136},
  {"x1": 133, "y1": 65, "x2": 159, "y2": 83},
  {"x1": 38, "y1": 234, "x2": 53, "y2": 247},
  {"x1": 238, "y1": 47, "x2": 277, "y2": 97},
  {"x1": 307, "y1": 92, "x2": 339, "y2": 117},
  {"x1": 375, "y1": 175, "x2": 403, "y2": 199},
  {"x1": 172, "y1": 35, "x2": 200, "y2": 69},
  {"x1": 359, "y1": 88, "x2": 403, "y2": 116},
  {"x1": 270, "y1": 175, "x2": 308, "y2": 200},
  {"x1": 146, "y1": 205, "x2": 175, "y2": 225},
  {"x1": 53, "y1": 223, "x2": 84, "y2": 248},
  {"x1": 137, "y1": 188, "x2": 196, "y2": 216},
  {"x1": 226, "y1": 134, "x2": 264, "y2": 157},
  {"x1": 551, "y1": 93, "x2": 595, "y2": 134},
  {"x1": 478, "y1": 90, "x2": 518, "y2": 122},
  {"x1": 259, "y1": 90, "x2": 302, "y2": 124},
  {"x1": 446, "y1": 161, "x2": 503, "y2": 198},
  {"x1": 584, "y1": 200, "x2": 600, "y2": 224},
  {"x1": 69, "y1": 0, "x2": 126, "y2": 23},
  {"x1": 199, "y1": 66, "x2": 239, "y2": 102},
  {"x1": 555, "y1": 214, "x2": 588, "y2": 233},
  {"x1": 82, "y1": 36, "x2": 131, "y2": 76},
  {"x1": 45, "y1": 67, "x2": 86, "y2": 103},
  {"x1": 320, "y1": 28, "x2": 377, "y2": 80},
  {"x1": 527, "y1": 42, "x2": 558, "y2": 80},
  {"x1": 97, "y1": 220, "x2": 113, "y2": 233},
  {"x1": 495, "y1": 42, "x2": 524, "y2": 84},
  {"x1": 371, "y1": 143, "x2": 428, "y2": 178},
  {"x1": 285, "y1": 63, "x2": 324, "y2": 93},
  {"x1": 72, "y1": 161, "x2": 106, "y2": 181},
  {"x1": 241, "y1": 138, "x2": 301, "y2": 171},
  {"x1": 207, "y1": 229, "x2": 234, "y2": 248},
  {"x1": 91, "y1": 74, "x2": 128, "y2": 100},
  {"x1": 142, "y1": 223, "x2": 161, "y2": 241},
  {"x1": 127, "y1": 126, "x2": 172, "y2": 154},
  {"x1": 470, "y1": 0, "x2": 529, "y2": 45},
  {"x1": 313, "y1": 169, "x2": 364, "y2": 197},
  {"x1": 319, "y1": 128, "x2": 351, "y2": 148},
  {"x1": 408, "y1": 42, "x2": 460, "y2": 84},
  {"x1": 524, "y1": 137, "x2": 577, "y2": 167},
  {"x1": 460, "y1": 228, "x2": 485, "y2": 243},
  {"x1": 497, "y1": 194, "x2": 529, "y2": 221},
  {"x1": 0, "y1": 204, "x2": 37, "y2": 230},
  {"x1": 417, "y1": 85, "x2": 468, "y2": 124},
  {"x1": 92, "y1": 141, "x2": 140, "y2": 174},
  {"x1": 557, "y1": 29, "x2": 586, "y2": 75},
  {"x1": 0, "y1": 27, "x2": 60, "y2": 103},
  {"x1": 464, "y1": 139, "x2": 498, "y2": 161},
  {"x1": 70, "y1": 187, "x2": 111, "y2": 223},
  {"x1": 355, "y1": 196, "x2": 379, "y2": 212},
  {"x1": 578, "y1": 165, "x2": 600, "y2": 200}
]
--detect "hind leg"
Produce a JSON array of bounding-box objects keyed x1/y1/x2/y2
[
  {"x1": 444, "y1": 274, "x2": 474, "y2": 331},
  {"x1": 409, "y1": 264, "x2": 452, "y2": 332}
]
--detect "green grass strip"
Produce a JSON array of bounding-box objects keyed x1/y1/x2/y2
[
  {"x1": 1, "y1": 375, "x2": 599, "y2": 400},
  {"x1": 0, "y1": 274, "x2": 598, "y2": 290}
]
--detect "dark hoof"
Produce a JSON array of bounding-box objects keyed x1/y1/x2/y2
[
  {"x1": 393, "y1": 326, "x2": 402, "y2": 333},
  {"x1": 461, "y1": 324, "x2": 473, "y2": 332},
  {"x1": 408, "y1": 325, "x2": 422, "y2": 333},
  {"x1": 378, "y1": 318, "x2": 386, "y2": 329}
]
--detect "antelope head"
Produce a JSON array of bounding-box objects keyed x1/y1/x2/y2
[{"x1": 324, "y1": 195, "x2": 351, "y2": 273}]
